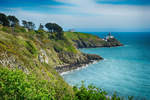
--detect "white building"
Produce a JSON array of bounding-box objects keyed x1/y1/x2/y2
[{"x1": 104, "y1": 32, "x2": 114, "y2": 41}]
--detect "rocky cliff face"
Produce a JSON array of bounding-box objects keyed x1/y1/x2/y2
[
  {"x1": 65, "y1": 32, "x2": 123, "y2": 49},
  {"x1": 55, "y1": 52, "x2": 103, "y2": 73},
  {"x1": 106, "y1": 38, "x2": 123, "y2": 47},
  {"x1": 73, "y1": 37, "x2": 123, "y2": 48}
]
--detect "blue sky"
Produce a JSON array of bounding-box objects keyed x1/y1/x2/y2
[{"x1": 0, "y1": 0, "x2": 150, "y2": 32}]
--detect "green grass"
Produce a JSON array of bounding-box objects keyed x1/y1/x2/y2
[{"x1": 64, "y1": 32, "x2": 107, "y2": 46}]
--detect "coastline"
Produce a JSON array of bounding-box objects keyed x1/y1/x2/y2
[
  {"x1": 56, "y1": 45, "x2": 123, "y2": 74},
  {"x1": 56, "y1": 60, "x2": 100, "y2": 75}
]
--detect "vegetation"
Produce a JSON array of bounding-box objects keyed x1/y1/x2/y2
[
  {"x1": 64, "y1": 32, "x2": 108, "y2": 48},
  {"x1": 7, "y1": 15, "x2": 19, "y2": 27},
  {"x1": 0, "y1": 67, "x2": 134, "y2": 100},
  {"x1": 22, "y1": 20, "x2": 35, "y2": 30},
  {"x1": 38, "y1": 23, "x2": 44, "y2": 30},
  {"x1": 0, "y1": 67, "x2": 56, "y2": 100},
  {"x1": 73, "y1": 82, "x2": 134, "y2": 100},
  {"x1": 0, "y1": 13, "x2": 9, "y2": 26},
  {"x1": 45, "y1": 22, "x2": 64, "y2": 39}
]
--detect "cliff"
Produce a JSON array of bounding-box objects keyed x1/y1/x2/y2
[{"x1": 65, "y1": 32, "x2": 123, "y2": 48}]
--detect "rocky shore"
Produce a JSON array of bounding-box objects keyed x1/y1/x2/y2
[{"x1": 55, "y1": 53, "x2": 103, "y2": 73}]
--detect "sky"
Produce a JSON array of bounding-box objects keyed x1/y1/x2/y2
[{"x1": 0, "y1": 0, "x2": 150, "y2": 32}]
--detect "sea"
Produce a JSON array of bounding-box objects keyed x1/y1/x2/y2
[{"x1": 62, "y1": 32, "x2": 150, "y2": 99}]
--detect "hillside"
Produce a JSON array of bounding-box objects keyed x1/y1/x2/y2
[{"x1": 65, "y1": 32, "x2": 123, "y2": 48}]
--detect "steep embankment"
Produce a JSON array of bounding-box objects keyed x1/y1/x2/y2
[{"x1": 65, "y1": 32, "x2": 123, "y2": 48}]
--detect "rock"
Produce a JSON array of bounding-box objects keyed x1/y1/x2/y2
[
  {"x1": 55, "y1": 52, "x2": 103, "y2": 73},
  {"x1": 84, "y1": 54, "x2": 103, "y2": 61},
  {"x1": 106, "y1": 38, "x2": 123, "y2": 47},
  {"x1": 0, "y1": 51, "x2": 29, "y2": 74},
  {"x1": 38, "y1": 49, "x2": 49, "y2": 64}
]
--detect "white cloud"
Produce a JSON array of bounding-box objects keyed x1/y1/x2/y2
[{"x1": 2, "y1": 0, "x2": 150, "y2": 31}]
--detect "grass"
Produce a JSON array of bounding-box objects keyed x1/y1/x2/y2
[{"x1": 65, "y1": 32, "x2": 107, "y2": 46}]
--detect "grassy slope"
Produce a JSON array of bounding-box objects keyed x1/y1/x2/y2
[
  {"x1": 65, "y1": 32, "x2": 107, "y2": 47},
  {"x1": 0, "y1": 25, "x2": 75, "y2": 99}
]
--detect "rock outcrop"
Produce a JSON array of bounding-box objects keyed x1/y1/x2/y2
[
  {"x1": 105, "y1": 38, "x2": 123, "y2": 47},
  {"x1": 73, "y1": 37, "x2": 123, "y2": 48},
  {"x1": 55, "y1": 52, "x2": 103, "y2": 73}
]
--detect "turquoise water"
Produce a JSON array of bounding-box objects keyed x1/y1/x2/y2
[{"x1": 62, "y1": 32, "x2": 150, "y2": 99}]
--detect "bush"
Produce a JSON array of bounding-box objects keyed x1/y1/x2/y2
[
  {"x1": 73, "y1": 82, "x2": 134, "y2": 100},
  {"x1": 36, "y1": 30, "x2": 45, "y2": 34},
  {"x1": 0, "y1": 67, "x2": 56, "y2": 100},
  {"x1": 73, "y1": 82, "x2": 107, "y2": 100}
]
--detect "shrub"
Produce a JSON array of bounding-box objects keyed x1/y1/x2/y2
[
  {"x1": 73, "y1": 82, "x2": 107, "y2": 100},
  {"x1": 73, "y1": 82, "x2": 134, "y2": 100},
  {"x1": 0, "y1": 67, "x2": 56, "y2": 100},
  {"x1": 36, "y1": 30, "x2": 45, "y2": 34}
]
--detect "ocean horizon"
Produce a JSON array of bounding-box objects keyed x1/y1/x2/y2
[{"x1": 63, "y1": 32, "x2": 150, "y2": 99}]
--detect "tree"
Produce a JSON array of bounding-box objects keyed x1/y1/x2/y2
[
  {"x1": 45, "y1": 23, "x2": 53, "y2": 33},
  {"x1": 0, "y1": 13, "x2": 9, "y2": 26},
  {"x1": 22, "y1": 20, "x2": 35, "y2": 30},
  {"x1": 22, "y1": 20, "x2": 28, "y2": 28},
  {"x1": 7, "y1": 15, "x2": 19, "y2": 27},
  {"x1": 38, "y1": 23, "x2": 44, "y2": 30},
  {"x1": 55, "y1": 24, "x2": 64, "y2": 39},
  {"x1": 28, "y1": 21, "x2": 35, "y2": 30},
  {"x1": 45, "y1": 22, "x2": 64, "y2": 39}
]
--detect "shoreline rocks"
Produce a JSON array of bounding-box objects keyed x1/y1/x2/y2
[{"x1": 55, "y1": 53, "x2": 103, "y2": 73}]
